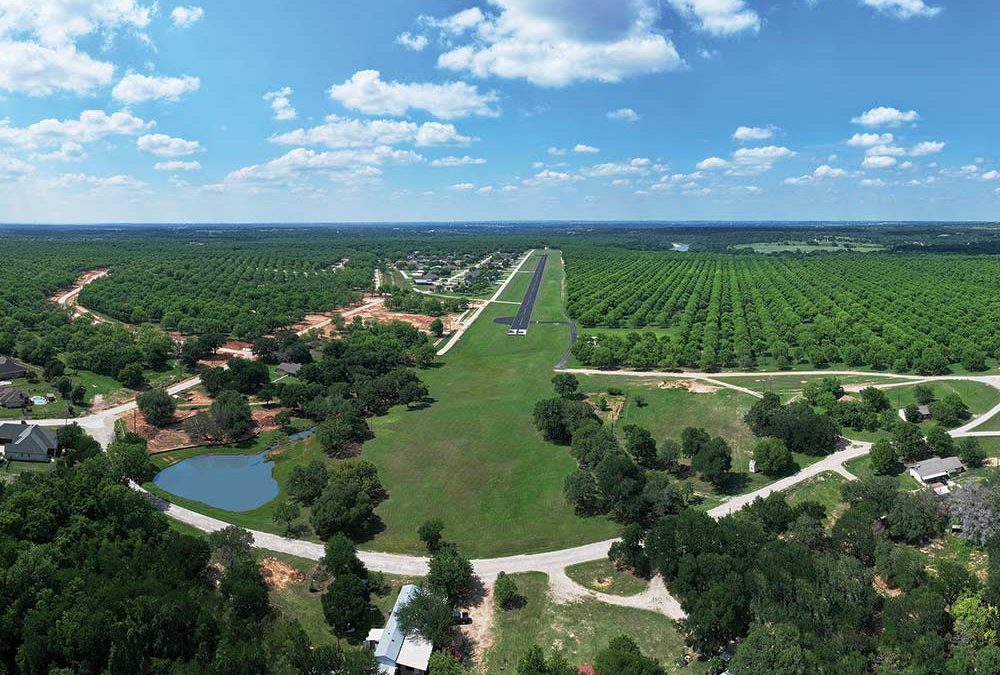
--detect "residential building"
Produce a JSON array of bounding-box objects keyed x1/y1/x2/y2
[
  {"x1": 0, "y1": 356, "x2": 27, "y2": 380},
  {"x1": 909, "y1": 455, "x2": 965, "y2": 485},
  {"x1": 277, "y1": 362, "x2": 302, "y2": 376},
  {"x1": 0, "y1": 386, "x2": 29, "y2": 409},
  {"x1": 365, "y1": 584, "x2": 433, "y2": 675},
  {"x1": 0, "y1": 423, "x2": 58, "y2": 462}
]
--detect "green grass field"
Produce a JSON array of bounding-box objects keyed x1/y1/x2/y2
[
  {"x1": 844, "y1": 455, "x2": 916, "y2": 491},
  {"x1": 711, "y1": 373, "x2": 910, "y2": 400},
  {"x1": 786, "y1": 472, "x2": 848, "y2": 524},
  {"x1": 363, "y1": 251, "x2": 619, "y2": 557},
  {"x1": 881, "y1": 380, "x2": 1000, "y2": 416},
  {"x1": 483, "y1": 573, "x2": 700, "y2": 675},
  {"x1": 564, "y1": 559, "x2": 649, "y2": 596}
]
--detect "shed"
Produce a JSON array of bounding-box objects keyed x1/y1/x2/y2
[{"x1": 916, "y1": 405, "x2": 932, "y2": 421}]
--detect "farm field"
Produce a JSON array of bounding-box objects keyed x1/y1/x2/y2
[
  {"x1": 363, "y1": 251, "x2": 619, "y2": 557},
  {"x1": 565, "y1": 250, "x2": 1000, "y2": 374},
  {"x1": 483, "y1": 573, "x2": 700, "y2": 675}
]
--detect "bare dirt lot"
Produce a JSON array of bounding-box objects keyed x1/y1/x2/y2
[
  {"x1": 260, "y1": 557, "x2": 305, "y2": 591},
  {"x1": 655, "y1": 379, "x2": 721, "y2": 394},
  {"x1": 130, "y1": 406, "x2": 282, "y2": 454}
]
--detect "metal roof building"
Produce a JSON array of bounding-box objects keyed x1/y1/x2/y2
[{"x1": 366, "y1": 584, "x2": 433, "y2": 675}]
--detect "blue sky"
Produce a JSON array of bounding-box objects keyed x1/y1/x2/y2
[{"x1": 0, "y1": 0, "x2": 998, "y2": 223}]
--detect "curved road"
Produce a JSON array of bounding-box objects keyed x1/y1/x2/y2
[{"x1": 31, "y1": 267, "x2": 1000, "y2": 619}]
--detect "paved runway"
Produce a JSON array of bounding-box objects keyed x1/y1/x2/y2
[{"x1": 508, "y1": 253, "x2": 547, "y2": 335}]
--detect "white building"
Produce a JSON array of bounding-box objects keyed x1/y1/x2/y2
[{"x1": 366, "y1": 584, "x2": 433, "y2": 675}]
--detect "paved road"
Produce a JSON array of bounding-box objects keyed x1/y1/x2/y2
[
  {"x1": 436, "y1": 249, "x2": 535, "y2": 356},
  {"x1": 508, "y1": 254, "x2": 547, "y2": 335}
]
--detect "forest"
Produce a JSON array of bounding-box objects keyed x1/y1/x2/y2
[{"x1": 566, "y1": 250, "x2": 1000, "y2": 373}]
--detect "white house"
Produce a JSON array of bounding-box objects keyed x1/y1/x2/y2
[{"x1": 366, "y1": 584, "x2": 433, "y2": 675}]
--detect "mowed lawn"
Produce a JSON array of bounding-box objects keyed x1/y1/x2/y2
[
  {"x1": 483, "y1": 573, "x2": 701, "y2": 675},
  {"x1": 880, "y1": 380, "x2": 1000, "y2": 416},
  {"x1": 363, "y1": 251, "x2": 619, "y2": 557}
]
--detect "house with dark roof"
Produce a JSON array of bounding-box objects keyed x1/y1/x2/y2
[
  {"x1": 909, "y1": 455, "x2": 965, "y2": 485},
  {"x1": 0, "y1": 386, "x2": 29, "y2": 409},
  {"x1": 277, "y1": 362, "x2": 302, "y2": 376},
  {"x1": 0, "y1": 423, "x2": 58, "y2": 462},
  {"x1": 0, "y1": 356, "x2": 28, "y2": 380},
  {"x1": 365, "y1": 584, "x2": 433, "y2": 675}
]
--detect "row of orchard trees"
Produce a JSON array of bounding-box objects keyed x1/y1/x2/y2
[
  {"x1": 80, "y1": 253, "x2": 373, "y2": 339},
  {"x1": 565, "y1": 250, "x2": 1000, "y2": 373}
]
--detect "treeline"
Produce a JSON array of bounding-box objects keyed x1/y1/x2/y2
[
  {"x1": 384, "y1": 288, "x2": 467, "y2": 316},
  {"x1": 566, "y1": 251, "x2": 1000, "y2": 373},
  {"x1": 0, "y1": 445, "x2": 376, "y2": 674}
]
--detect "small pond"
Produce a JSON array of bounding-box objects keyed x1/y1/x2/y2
[
  {"x1": 154, "y1": 450, "x2": 279, "y2": 511},
  {"x1": 152, "y1": 427, "x2": 316, "y2": 512}
]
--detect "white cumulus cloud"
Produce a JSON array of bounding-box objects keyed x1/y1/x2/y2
[
  {"x1": 430, "y1": 155, "x2": 486, "y2": 167},
  {"x1": 861, "y1": 0, "x2": 941, "y2": 19},
  {"x1": 137, "y1": 133, "x2": 201, "y2": 157},
  {"x1": 910, "y1": 141, "x2": 945, "y2": 156},
  {"x1": 0, "y1": 154, "x2": 33, "y2": 181},
  {"x1": 0, "y1": 110, "x2": 153, "y2": 149},
  {"x1": 329, "y1": 70, "x2": 499, "y2": 120},
  {"x1": 733, "y1": 125, "x2": 776, "y2": 142},
  {"x1": 0, "y1": 0, "x2": 152, "y2": 96},
  {"x1": 270, "y1": 115, "x2": 472, "y2": 149},
  {"x1": 607, "y1": 108, "x2": 640, "y2": 122},
  {"x1": 112, "y1": 74, "x2": 201, "y2": 104},
  {"x1": 846, "y1": 132, "x2": 894, "y2": 147},
  {"x1": 154, "y1": 160, "x2": 202, "y2": 171},
  {"x1": 852, "y1": 106, "x2": 920, "y2": 127},
  {"x1": 170, "y1": 6, "x2": 204, "y2": 27},
  {"x1": 263, "y1": 87, "x2": 297, "y2": 121},
  {"x1": 574, "y1": 144, "x2": 600, "y2": 154},
  {"x1": 697, "y1": 156, "x2": 729, "y2": 170},
  {"x1": 395, "y1": 32, "x2": 428, "y2": 51},
  {"x1": 426, "y1": 0, "x2": 683, "y2": 87},
  {"x1": 666, "y1": 0, "x2": 761, "y2": 36},
  {"x1": 862, "y1": 155, "x2": 898, "y2": 169}
]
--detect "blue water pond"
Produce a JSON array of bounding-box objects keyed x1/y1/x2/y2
[
  {"x1": 153, "y1": 450, "x2": 279, "y2": 511},
  {"x1": 152, "y1": 428, "x2": 316, "y2": 512}
]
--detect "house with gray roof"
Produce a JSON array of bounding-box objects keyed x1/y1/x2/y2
[
  {"x1": 277, "y1": 362, "x2": 302, "y2": 376},
  {"x1": 0, "y1": 356, "x2": 27, "y2": 380},
  {"x1": 365, "y1": 584, "x2": 433, "y2": 675},
  {"x1": 0, "y1": 386, "x2": 29, "y2": 409},
  {"x1": 909, "y1": 455, "x2": 965, "y2": 484},
  {"x1": 0, "y1": 423, "x2": 58, "y2": 462}
]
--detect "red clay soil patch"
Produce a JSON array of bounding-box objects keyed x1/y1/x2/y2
[
  {"x1": 352, "y1": 306, "x2": 463, "y2": 334},
  {"x1": 127, "y1": 406, "x2": 280, "y2": 454},
  {"x1": 260, "y1": 557, "x2": 305, "y2": 591}
]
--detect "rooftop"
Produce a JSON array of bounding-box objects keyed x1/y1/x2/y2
[{"x1": 910, "y1": 455, "x2": 964, "y2": 481}]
